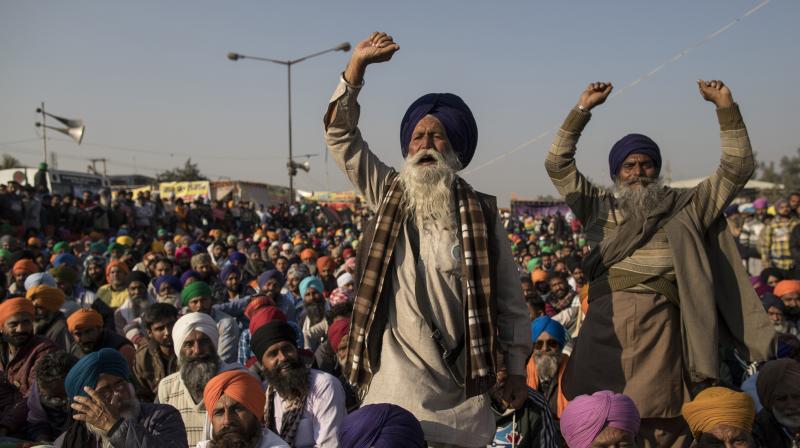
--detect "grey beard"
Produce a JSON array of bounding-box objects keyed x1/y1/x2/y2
[
  {"x1": 304, "y1": 302, "x2": 326, "y2": 326},
  {"x1": 398, "y1": 148, "x2": 461, "y2": 226},
  {"x1": 613, "y1": 177, "x2": 666, "y2": 221},
  {"x1": 534, "y1": 352, "x2": 561, "y2": 383},
  {"x1": 775, "y1": 322, "x2": 791, "y2": 334},
  {"x1": 181, "y1": 354, "x2": 220, "y2": 403},
  {"x1": 773, "y1": 406, "x2": 800, "y2": 431}
]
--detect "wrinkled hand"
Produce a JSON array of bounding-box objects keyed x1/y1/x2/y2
[
  {"x1": 578, "y1": 82, "x2": 613, "y2": 111},
  {"x1": 501, "y1": 374, "x2": 528, "y2": 410},
  {"x1": 71, "y1": 387, "x2": 121, "y2": 433},
  {"x1": 352, "y1": 32, "x2": 400, "y2": 66},
  {"x1": 697, "y1": 79, "x2": 733, "y2": 108}
]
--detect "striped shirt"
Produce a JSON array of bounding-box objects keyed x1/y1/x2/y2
[
  {"x1": 545, "y1": 105, "x2": 753, "y2": 298},
  {"x1": 760, "y1": 216, "x2": 800, "y2": 270}
]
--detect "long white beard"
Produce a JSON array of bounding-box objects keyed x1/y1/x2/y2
[
  {"x1": 534, "y1": 352, "x2": 561, "y2": 383},
  {"x1": 613, "y1": 176, "x2": 667, "y2": 221},
  {"x1": 398, "y1": 148, "x2": 461, "y2": 226}
]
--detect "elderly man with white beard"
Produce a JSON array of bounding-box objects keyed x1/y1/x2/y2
[
  {"x1": 545, "y1": 80, "x2": 774, "y2": 447},
  {"x1": 56, "y1": 348, "x2": 187, "y2": 447},
  {"x1": 324, "y1": 32, "x2": 530, "y2": 447}
]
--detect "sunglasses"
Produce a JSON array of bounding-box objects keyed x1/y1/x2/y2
[{"x1": 534, "y1": 339, "x2": 561, "y2": 350}]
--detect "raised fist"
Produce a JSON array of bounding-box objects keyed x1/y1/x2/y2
[
  {"x1": 352, "y1": 32, "x2": 400, "y2": 66},
  {"x1": 578, "y1": 82, "x2": 613, "y2": 111},
  {"x1": 697, "y1": 79, "x2": 734, "y2": 108}
]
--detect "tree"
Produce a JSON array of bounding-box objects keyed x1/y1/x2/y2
[
  {"x1": 1, "y1": 154, "x2": 22, "y2": 169},
  {"x1": 156, "y1": 158, "x2": 207, "y2": 182},
  {"x1": 756, "y1": 148, "x2": 800, "y2": 194}
]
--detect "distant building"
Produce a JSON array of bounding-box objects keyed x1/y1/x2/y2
[{"x1": 107, "y1": 174, "x2": 155, "y2": 187}]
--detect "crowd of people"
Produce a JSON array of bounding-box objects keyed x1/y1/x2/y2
[{"x1": 0, "y1": 31, "x2": 799, "y2": 448}]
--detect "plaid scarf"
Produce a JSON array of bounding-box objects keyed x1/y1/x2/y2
[{"x1": 345, "y1": 174, "x2": 497, "y2": 398}]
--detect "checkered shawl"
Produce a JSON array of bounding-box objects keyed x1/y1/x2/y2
[{"x1": 345, "y1": 174, "x2": 497, "y2": 398}]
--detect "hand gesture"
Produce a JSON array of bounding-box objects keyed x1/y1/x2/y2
[
  {"x1": 352, "y1": 32, "x2": 399, "y2": 66},
  {"x1": 697, "y1": 79, "x2": 734, "y2": 108},
  {"x1": 578, "y1": 82, "x2": 613, "y2": 111},
  {"x1": 71, "y1": 386, "x2": 122, "y2": 432}
]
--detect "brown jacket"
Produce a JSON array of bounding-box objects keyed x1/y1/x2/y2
[
  {"x1": 0, "y1": 336, "x2": 58, "y2": 431},
  {"x1": 133, "y1": 339, "x2": 177, "y2": 402}
]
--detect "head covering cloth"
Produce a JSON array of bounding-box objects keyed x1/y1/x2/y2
[
  {"x1": 248, "y1": 306, "x2": 288, "y2": 336},
  {"x1": 203, "y1": 370, "x2": 266, "y2": 423},
  {"x1": 12, "y1": 259, "x2": 39, "y2": 275},
  {"x1": 681, "y1": 387, "x2": 755, "y2": 439},
  {"x1": 531, "y1": 316, "x2": 566, "y2": 347},
  {"x1": 251, "y1": 320, "x2": 297, "y2": 361},
  {"x1": 26, "y1": 285, "x2": 66, "y2": 312},
  {"x1": 0, "y1": 297, "x2": 35, "y2": 326},
  {"x1": 607, "y1": 133, "x2": 662, "y2": 180},
  {"x1": 64, "y1": 348, "x2": 130, "y2": 400},
  {"x1": 172, "y1": 312, "x2": 219, "y2": 359},
  {"x1": 154, "y1": 275, "x2": 182, "y2": 293},
  {"x1": 757, "y1": 358, "x2": 800, "y2": 410},
  {"x1": 328, "y1": 318, "x2": 351, "y2": 352},
  {"x1": 258, "y1": 269, "x2": 285, "y2": 290},
  {"x1": 66, "y1": 308, "x2": 103, "y2": 332},
  {"x1": 774, "y1": 280, "x2": 800, "y2": 298},
  {"x1": 299, "y1": 276, "x2": 324, "y2": 299},
  {"x1": 181, "y1": 281, "x2": 213, "y2": 306},
  {"x1": 559, "y1": 390, "x2": 641, "y2": 448},
  {"x1": 24, "y1": 272, "x2": 57, "y2": 290},
  {"x1": 339, "y1": 403, "x2": 426, "y2": 448},
  {"x1": 104, "y1": 260, "x2": 129, "y2": 282}
]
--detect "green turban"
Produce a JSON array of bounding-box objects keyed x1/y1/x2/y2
[
  {"x1": 53, "y1": 241, "x2": 69, "y2": 254},
  {"x1": 0, "y1": 249, "x2": 10, "y2": 262},
  {"x1": 181, "y1": 281, "x2": 213, "y2": 306},
  {"x1": 527, "y1": 257, "x2": 542, "y2": 273}
]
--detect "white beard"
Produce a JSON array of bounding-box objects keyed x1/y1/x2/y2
[
  {"x1": 774, "y1": 405, "x2": 800, "y2": 431},
  {"x1": 613, "y1": 176, "x2": 667, "y2": 221},
  {"x1": 398, "y1": 148, "x2": 461, "y2": 226}
]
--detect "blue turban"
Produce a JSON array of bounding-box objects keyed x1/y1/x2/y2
[
  {"x1": 180, "y1": 270, "x2": 202, "y2": 286},
  {"x1": 53, "y1": 253, "x2": 79, "y2": 269},
  {"x1": 154, "y1": 274, "x2": 182, "y2": 293},
  {"x1": 299, "y1": 276, "x2": 324, "y2": 299},
  {"x1": 608, "y1": 133, "x2": 661, "y2": 180},
  {"x1": 228, "y1": 251, "x2": 247, "y2": 266},
  {"x1": 340, "y1": 403, "x2": 425, "y2": 448},
  {"x1": 531, "y1": 316, "x2": 566, "y2": 347},
  {"x1": 400, "y1": 93, "x2": 478, "y2": 169},
  {"x1": 189, "y1": 242, "x2": 205, "y2": 254},
  {"x1": 65, "y1": 348, "x2": 130, "y2": 400},
  {"x1": 219, "y1": 265, "x2": 241, "y2": 282},
  {"x1": 258, "y1": 269, "x2": 285, "y2": 290}
]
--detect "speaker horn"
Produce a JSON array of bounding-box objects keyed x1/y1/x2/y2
[
  {"x1": 36, "y1": 109, "x2": 86, "y2": 144},
  {"x1": 298, "y1": 161, "x2": 310, "y2": 172}
]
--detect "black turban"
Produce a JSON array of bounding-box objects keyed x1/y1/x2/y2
[
  {"x1": 126, "y1": 270, "x2": 151, "y2": 286},
  {"x1": 251, "y1": 320, "x2": 297, "y2": 361}
]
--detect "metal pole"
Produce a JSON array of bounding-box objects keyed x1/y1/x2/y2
[
  {"x1": 40, "y1": 102, "x2": 47, "y2": 163},
  {"x1": 287, "y1": 63, "x2": 293, "y2": 203}
]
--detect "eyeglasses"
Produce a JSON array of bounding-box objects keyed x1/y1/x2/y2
[
  {"x1": 95, "y1": 378, "x2": 129, "y2": 401},
  {"x1": 534, "y1": 339, "x2": 561, "y2": 350}
]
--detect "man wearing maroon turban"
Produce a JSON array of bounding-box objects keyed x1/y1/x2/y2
[
  {"x1": 324, "y1": 32, "x2": 530, "y2": 446},
  {"x1": 545, "y1": 80, "x2": 773, "y2": 446}
]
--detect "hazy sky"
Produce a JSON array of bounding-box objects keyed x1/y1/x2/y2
[{"x1": 1, "y1": 0, "x2": 797, "y2": 206}]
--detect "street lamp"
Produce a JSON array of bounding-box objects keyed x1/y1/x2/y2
[{"x1": 227, "y1": 41, "x2": 351, "y2": 202}]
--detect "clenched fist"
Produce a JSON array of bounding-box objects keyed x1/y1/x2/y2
[
  {"x1": 577, "y1": 82, "x2": 613, "y2": 111},
  {"x1": 344, "y1": 32, "x2": 399, "y2": 86},
  {"x1": 697, "y1": 79, "x2": 734, "y2": 108}
]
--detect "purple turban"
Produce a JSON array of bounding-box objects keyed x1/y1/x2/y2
[
  {"x1": 560, "y1": 390, "x2": 641, "y2": 448},
  {"x1": 258, "y1": 269, "x2": 285, "y2": 290},
  {"x1": 228, "y1": 251, "x2": 247, "y2": 266},
  {"x1": 154, "y1": 275, "x2": 182, "y2": 293},
  {"x1": 400, "y1": 93, "x2": 478, "y2": 169},
  {"x1": 608, "y1": 133, "x2": 661, "y2": 180},
  {"x1": 340, "y1": 403, "x2": 425, "y2": 448},
  {"x1": 219, "y1": 265, "x2": 241, "y2": 282},
  {"x1": 180, "y1": 270, "x2": 202, "y2": 286},
  {"x1": 753, "y1": 197, "x2": 768, "y2": 209}
]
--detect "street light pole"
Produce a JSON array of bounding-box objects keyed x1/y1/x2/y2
[{"x1": 227, "y1": 42, "x2": 351, "y2": 203}]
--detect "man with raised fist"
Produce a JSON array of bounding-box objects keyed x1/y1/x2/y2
[{"x1": 545, "y1": 80, "x2": 774, "y2": 446}]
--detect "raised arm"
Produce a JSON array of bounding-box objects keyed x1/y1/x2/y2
[
  {"x1": 544, "y1": 82, "x2": 613, "y2": 224},
  {"x1": 690, "y1": 80, "x2": 755, "y2": 230},
  {"x1": 323, "y1": 32, "x2": 401, "y2": 210}
]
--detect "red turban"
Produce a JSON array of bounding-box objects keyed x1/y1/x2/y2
[
  {"x1": 300, "y1": 249, "x2": 316, "y2": 262},
  {"x1": 67, "y1": 308, "x2": 104, "y2": 333},
  {"x1": 203, "y1": 370, "x2": 265, "y2": 422},
  {"x1": 26, "y1": 285, "x2": 66, "y2": 312},
  {"x1": 316, "y1": 256, "x2": 333, "y2": 273},
  {"x1": 248, "y1": 306, "x2": 287, "y2": 336},
  {"x1": 0, "y1": 297, "x2": 35, "y2": 326},
  {"x1": 105, "y1": 261, "x2": 129, "y2": 282},
  {"x1": 328, "y1": 317, "x2": 351, "y2": 352},
  {"x1": 774, "y1": 280, "x2": 800, "y2": 298},
  {"x1": 244, "y1": 295, "x2": 276, "y2": 320},
  {"x1": 12, "y1": 259, "x2": 39, "y2": 275}
]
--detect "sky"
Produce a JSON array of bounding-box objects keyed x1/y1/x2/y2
[{"x1": 1, "y1": 0, "x2": 798, "y2": 206}]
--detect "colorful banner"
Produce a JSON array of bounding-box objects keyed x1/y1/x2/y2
[{"x1": 159, "y1": 181, "x2": 210, "y2": 202}]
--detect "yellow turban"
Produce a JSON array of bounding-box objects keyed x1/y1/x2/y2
[
  {"x1": 681, "y1": 387, "x2": 755, "y2": 439},
  {"x1": 26, "y1": 285, "x2": 66, "y2": 312}
]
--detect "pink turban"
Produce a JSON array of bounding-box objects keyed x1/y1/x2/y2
[{"x1": 560, "y1": 391, "x2": 640, "y2": 448}]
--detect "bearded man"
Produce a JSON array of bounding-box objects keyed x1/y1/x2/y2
[
  {"x1": 114, "y1": 270, "x2": 155, "y2": 345},
  {"x1": 544, "y1": 273, "x2": 579, "y2": 333},
  {"x1": 324, "y1": 32, "x2": 530, "y2": 446},
  {"x1": 753, "y1": 359, "x2": 800, "y2": 447},
  {"x1": 68, "y1": 308, "x2": 135, "y2": 367},
  {"x1": 546, "y1": 80, "x2": 773, "y2": 446},
  {"x1": 26, "y1": 284, "x2": 72, "y2": 350},
  {"x1": 682, "y1": 387, "x2": 756, "y2": 448},
  {"x1": 56, "y1": 348, "x2": 187, "y2": 448},
  {"x1": 525, "y1": 316, "x2": 568, "y2": 419},
  {"x1": 252, "y1": 320, "x2": 346, "y2": 448},
  {"x1": 157, "y1": 312, "x2": 242, "y2": 446}
]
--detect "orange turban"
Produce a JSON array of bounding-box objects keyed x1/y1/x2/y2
[
  {"x1": 26, "y1": 285, "x2": 66, "y2": 312},
  {"x1": 0, "y1": 297, "x2": 35, "y2": 326},
  {"x1": 13, "y1": 259, "x2": 39, "y2": 275},
  {"x1": 531, "y1": 269, "x2": 549, "y2": 284},
  {"x1": 316, "y1": 256, "x2": 333, "y2": 272},
  {"x1": 681, "y1": 387, "x2": 755, "y2": 439},
  {"x1": 300, "y1": 249, "x2": 316, "y2": 261},
  {"x1": 774, "y1": 280, "x2": 800, "y2": 298},
  {"x1": 67, "y1": 308, "x2": 104, "y2": 333},
  {"x1": 105, "y1": 261, "x2": 129, "y2": 281},
  {"x1": 203, "y1": 370, "x2": 265, "y2": 422}
]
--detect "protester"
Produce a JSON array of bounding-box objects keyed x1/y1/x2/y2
[
  {"x1": 27, "y1": 351, "x2": 78, "y2": 443},
  {"x1": 760, "y1": 199, "x2": 799, "y2": 271},
  {"x1": 325, "y1": 31, "x2": 530, "y2": 446},
  {"x1": 526, "y1": 316, "x2": 569, "y2": 419},
  {"x1": 252, "y1": 320, "x2": 346, "y2": 447},
  {"x1": 134, "y1": 302, "x2": 179, "y2": 402},
  {"x1": 57, "y1": 348, "x2": 188, "y2": 447},
  {"x1": 68, "y1": 307, "x2": 135, "y2": 367},
  {"x1": 547, "y1": 80, "x2": 773, "y2": 445},
  {"x1": 681, "y1": 386, "x2": 756, "y2": 448},
  {"x1": 26, "y1": 284, "x2": 71, "y2": 350},
  {"x1": 96, "y1": 260, "x2": 131, "y2": 309},
  {"x1": 559, "y1": 391, "x2": 640, "y2": 448},
  {"x1": 114, "y1": 270, "x2": 154, "y2": 344},
  {"x1": 339, "y1": 403, "x2": 425, "y2": 448},
  {"x1": 198, "y1": 370, "x2": 288, "y2": 448},
  {"x1": 753, "y1": 358, "x2": 800, "y2": 447}
]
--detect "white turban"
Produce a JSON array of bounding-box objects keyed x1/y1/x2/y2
[
  {"x1": 25, "y1": 272, "x2": 57, "y2": 291},
  {"x1": 172, "y1": 312, "x2": 219, "y2": 359},
  {"x1": 337, "y1": 272, "x2": 354, "y2": 289}
]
